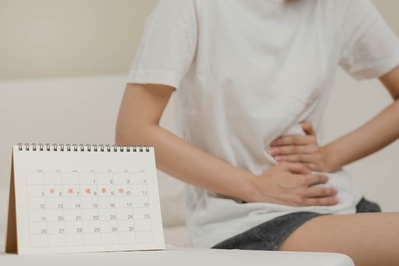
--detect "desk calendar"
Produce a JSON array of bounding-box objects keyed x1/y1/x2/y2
[{"x1": 6, "y1": 143, "x2": 165, "y2": 254}]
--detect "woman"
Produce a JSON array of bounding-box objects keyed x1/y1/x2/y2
[{"x1": 116, "y1": 0, "x2": 399, "y2": 265}]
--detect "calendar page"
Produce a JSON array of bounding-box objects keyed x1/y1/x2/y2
[{"x1": 8, "y1": 144, "x2": 165, "y2": 255}]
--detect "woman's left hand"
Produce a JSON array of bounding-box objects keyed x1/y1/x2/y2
[{"x1": 269, "y1": 121, "x2": 331, "y2": 172}]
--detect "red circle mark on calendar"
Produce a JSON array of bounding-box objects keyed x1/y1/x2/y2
[
  {"x1": 118, "y1": 188, "x2": 124, "y2": 194},
  {"x1": 49, "y1": 189, "x2": 55, "y2": 194},
  {"x1": 102, "y1": 188, "x2": 106, "y2": 193},
  {"x1": 67, "y1": 188, "x2": 73, "y2": 194},
  {"x1": 85, "y1": 188, "x2": 91, "y2": 194}
]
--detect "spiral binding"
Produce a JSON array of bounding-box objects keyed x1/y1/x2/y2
[{"x1": 17, "y1": 143, "x2": 150, "y2": 152}]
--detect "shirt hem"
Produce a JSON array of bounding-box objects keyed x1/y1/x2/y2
[
  {"x1": 127, "y1": 70, "x2": 183, "y2": 89},
  {"x1": 352, "y1": 52, "x2": 399, "y2": 80}
]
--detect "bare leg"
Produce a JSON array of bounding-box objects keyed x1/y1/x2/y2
[{"x1": 278, "y1": 212, "x2": 399, "y2": 266}]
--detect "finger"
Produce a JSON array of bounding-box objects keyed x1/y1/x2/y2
[
  {"x1": 269, "y1": 145, "x2": 311, "y2": 156},
  {"x1": 270, "y1": 135, "x2": 313, "y2": 146},
  {"x1": 305, "y1": 163, "x2": 322, "y2": 172},
  {"x1": 299, "y1": 121, "x2": 316, "y2": 136},
  {"x1": 304, "y1": 196, "x2": 339, "y2": 206},
  {"x1": 306, "y1": 186, "x2": 338, "y2": 198},
  {"x1": 274, "y1": 154, "x2": 318, "y2": 164},
  {"x1": 281, "y1": 162, "x2": 312, "y2": 175},
  {"x1": 305, "y1": 174, "x2": 329, "y2": 186}
]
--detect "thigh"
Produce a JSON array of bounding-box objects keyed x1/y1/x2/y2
[{"x1": 278, "y1": 212, "x2": 399, "y2": 266}]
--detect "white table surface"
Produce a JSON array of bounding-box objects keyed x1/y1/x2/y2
[{"x1": 0, "y1": 244, "x2": 354, "y2": 266}]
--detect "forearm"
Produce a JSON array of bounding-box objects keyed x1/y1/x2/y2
[
  {"x1": 116, "y1": 115, "x2": 257, "y2": 202},
  {"x1": 323, "y1": 98, "x2": 399, "y2": 172}
]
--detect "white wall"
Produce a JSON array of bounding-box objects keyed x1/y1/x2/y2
[{"x1": 0, "y1": 0, "x2": 158, "y2": 80}]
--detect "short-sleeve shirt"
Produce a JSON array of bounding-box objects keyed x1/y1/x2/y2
[{"x1": 128, "y1": 0, "x2": 399, "y2": 248}]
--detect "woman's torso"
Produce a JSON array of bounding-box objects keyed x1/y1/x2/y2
[{"x1": 173, "y1": 0, "x2": 362, "y2": 248}]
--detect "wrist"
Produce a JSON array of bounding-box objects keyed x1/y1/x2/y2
[
  {"x1": 321, "y1": 144, "x2": 339, "y2": 173},
  {"x1": 239, "y1": 172, "x2": 263, "y2": 203}
]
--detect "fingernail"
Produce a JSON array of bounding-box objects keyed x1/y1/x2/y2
[
  {"x1": 275, "y1": 156, "x2": 282, "y2": 161},
  {"x1": 334, "y1": 197, "x2": 339, "y2": 204},
  {"x1": 268, "y1": 149, "x2": 275, "y2": 155}
]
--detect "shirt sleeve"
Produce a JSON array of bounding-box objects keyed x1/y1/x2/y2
[
  {"x1": 127, "y1": 0, "x2": 198, "y2": 89},
  {"x1": 339, "y1": 0, "x2": 399, "y2": 80}
]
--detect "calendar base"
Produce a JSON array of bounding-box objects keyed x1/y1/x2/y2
[{"x1": 5, "y1": 152, "x2": 17, "y2": 254}]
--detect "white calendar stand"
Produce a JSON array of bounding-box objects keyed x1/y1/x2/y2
[{"x1": 6, "y1": 144, "x2": 164, "y2": 255}]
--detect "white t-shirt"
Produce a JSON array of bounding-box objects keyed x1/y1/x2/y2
[{"x1": 128, "y1": 0, "x2": 399, "y2": 248}]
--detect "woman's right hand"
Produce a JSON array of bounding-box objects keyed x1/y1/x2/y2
[{"x1": 248, "y1": 162, "x2": 339, "y2": 206}]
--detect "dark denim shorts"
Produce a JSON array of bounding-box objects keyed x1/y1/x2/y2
[{"x1": 212, "y1": 198, "x2": 381, "y2": 251}]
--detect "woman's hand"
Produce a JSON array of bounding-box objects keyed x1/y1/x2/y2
[
  {"x1": 249, "y1": 162, "x2": 338, "y2": 206},
  {"x1": 268, "y1": 121, "x2": 332, "y2": 172}
]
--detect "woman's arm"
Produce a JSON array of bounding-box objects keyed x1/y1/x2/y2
[
  {"x1": 116, "y1": 83, "x2": 256, "y2": 201},
  {"x1": 323, "y1": 65, "x2": 399, "y2": 172},
  {"x1": 269, "y1": 65, "x2": 399, "y2": 173},
  {"x1": 115, "y1": 83, "x2": 337, "y2": 206}
]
